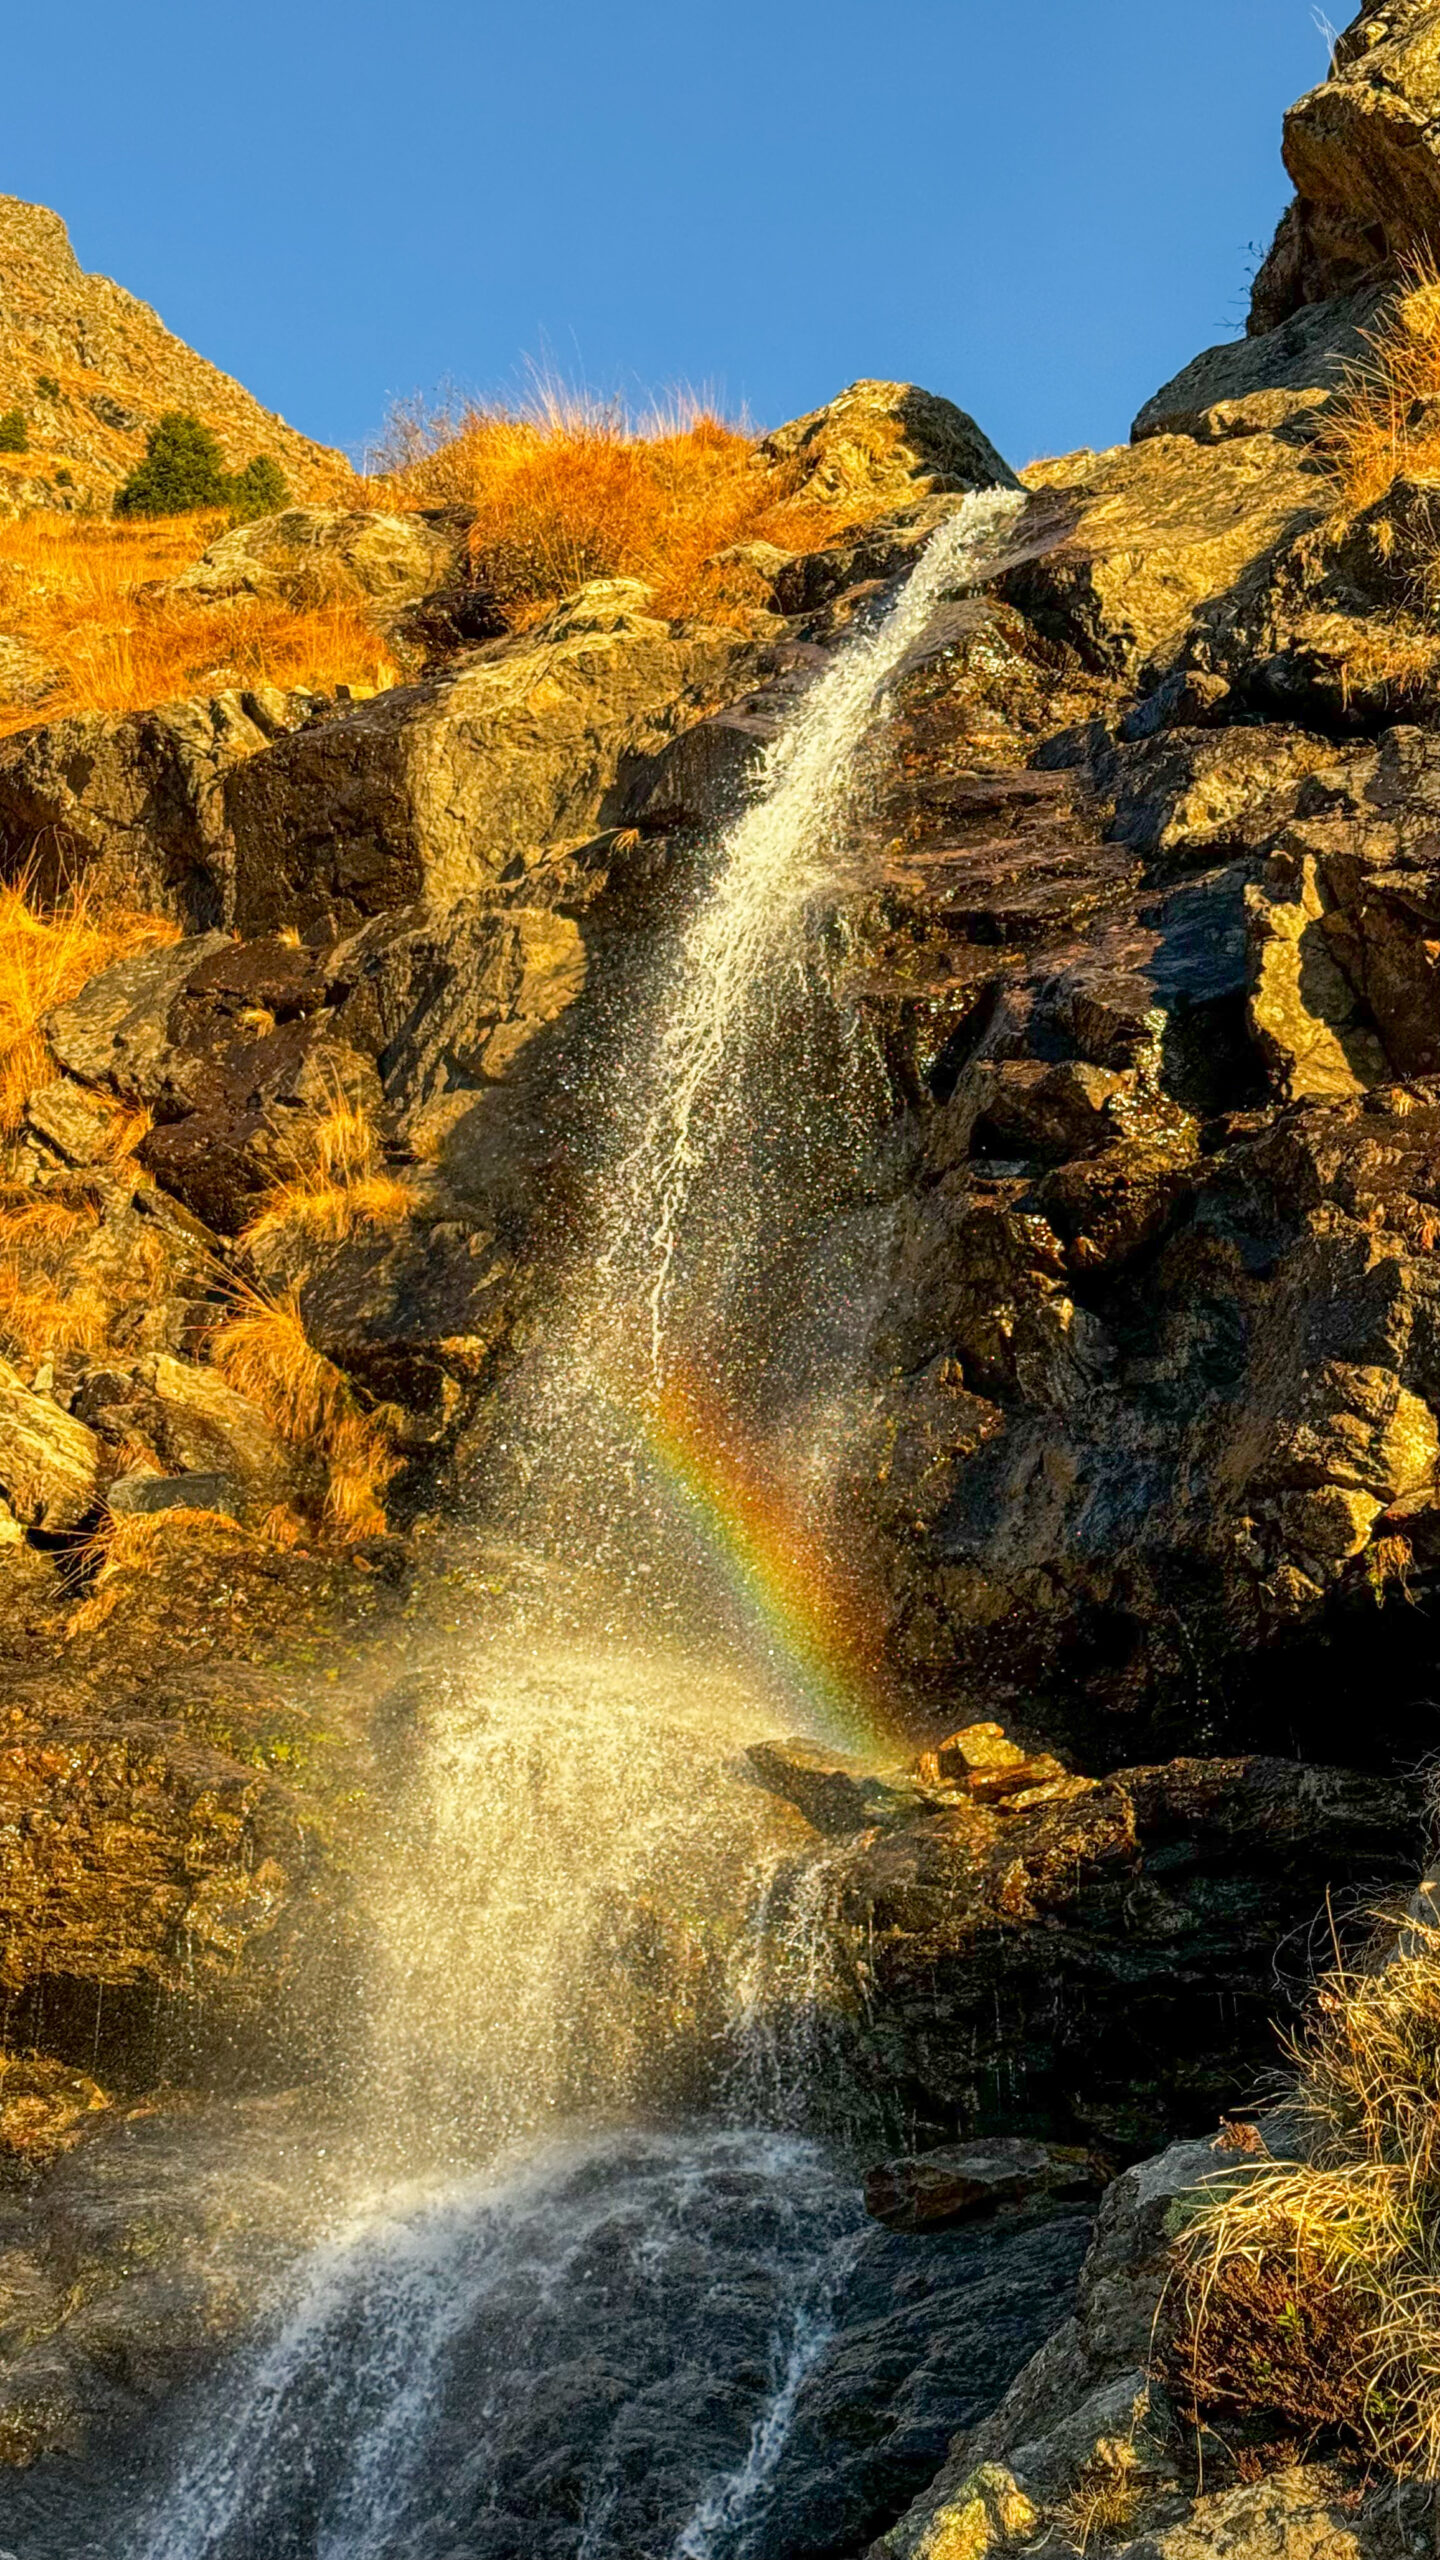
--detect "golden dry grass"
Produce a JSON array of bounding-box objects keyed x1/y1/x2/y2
[
  {"x1": 0, "y1": 511, "x2": 399, "y2": 737},
  {"x1": 242, "y1": 1094, "x2": 413, "y2": 1251},
  {"x1": 383, "y1": 394, "x2": 873, "y2": 627},
  {"x1": 207, "y1": 1279, "x2": 398, "y2": 1540},
  {"x1": 1164, "y1": 1904, "x2": 1440, "y2": 2474},
  {"x1": 1054, "y1": 2446, "x2": 1145, "y2": 2553},
  {"x1": 1322, "y1": 257, "x2": 1440, "y2": 512},
  {"x1": 69, "y1": 1505, "x2": 259, "y2": 1633},
  {"x1": 0, "y1": 873, "x2": 178, "y2": 1131},
  {"x1": 0, "y1": 1173, "x2": 170, "y2": 1362}
]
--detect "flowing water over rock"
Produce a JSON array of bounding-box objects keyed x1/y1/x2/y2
[{"x1": 98, "y1": 497, "x2": 1075, "y2": 2560}]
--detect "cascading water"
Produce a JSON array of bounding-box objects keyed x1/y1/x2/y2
[{"x1": 110, "y1": 491, "x2": 1083, "y2": 2560}]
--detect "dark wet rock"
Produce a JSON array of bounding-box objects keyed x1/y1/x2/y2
[
  {"x1": 821, "y1": 1754, "x2": 1418, "y2": 2152},
  {"x1": 745, "y1": 1739, "x2": 926, "y2": 1837},
  {"x1": 864, "y1": 2138, "x2": 1103, "y2": 2232},
  {"x1": 105, "y1": 1470, "x2": 242, "y2": 1519}
]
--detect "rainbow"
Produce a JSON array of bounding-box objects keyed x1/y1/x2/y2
[{"x1": 631, "y1": 1366, "x2": 897, "y2": 1758}]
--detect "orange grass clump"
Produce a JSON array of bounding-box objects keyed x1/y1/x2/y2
[
  {"x1": 0, "y1": 875, "x2": 179, "y2": 1132},
  {"x1": 388, "y1": 394, "x2": 872, "y2": 627},
  {"x1": 1322, "y1": 255, "x2": 1440, "y2": 512},
  {"x1": 0, "y1": 1173, "x2": 171, "y2": 1361},
  {"x1": 242, "y1": 1094, "x2": 413, "y2": 1251},
  {"x1": 1163, "y1": 1904, "x2": 1440, "y2": 2476},
  {"x1": 0, "y1": 511, "x2": 399, "y2": 737},
  {"x1": 207, "y1": 1281, "x2": 399, "y2": 1541}
]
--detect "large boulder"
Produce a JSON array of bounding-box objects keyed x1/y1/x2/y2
[
  {"x1": 168, "y1": 506, "x2": 462, "y2": 612},
  {"x1": 221, "y1": 580, "x2": 763, "y2": 937},
  {"x1": 1000, "y1": 431, "x2": 1324, "y2": 679},
  {"x1": 760, "y1": 380, "x2": 1019, "y2": 504},
  {"x1": 1132, "y1": 279, "x2": 1391, "y2": 445}
]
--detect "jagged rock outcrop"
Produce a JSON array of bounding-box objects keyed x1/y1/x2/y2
[
  {"x1": 221, "y1": 580, "x2": 763, "y2": 936},
  {"x1": 1251, "y1": 0, "x2": 1440, "y2": 334},
  {"x1": 760, "y1": 378, "x2": 1020, "y2": 504},
  {"x1": 0, "y1": 196, "x2": 341, "y2": 516}
]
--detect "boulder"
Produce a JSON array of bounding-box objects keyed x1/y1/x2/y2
[
  {"x1": 0, "y1": 1358, "x2": 99, "y2": 1530},
  {"x1": 46, "y1": 934, "x2": 229, "y2": 1094},
  {"x1": 23, "y1": 1078, "x2": 132, "y2": 1166},
  {"x1": 760, "y1": 380, "x2": 1019, "y2": 504},
  {"x1": 167, "y1": 506, "x2": 461, "y2": 612},
  {"x1": 0, "y1": 694, "x2": 315, "y2": 926},
  {"x1": 74, "y1": 1353, "x2": 292, "y2": 1513},
  {"x1": 1132, "y1": 281, "x2": 1390, "y2": 444},
  {"x1": 106, "y1": 1469, "x2": 241, "y2": 1519},
  {"x1": 1001, "y1": 432, "x2": 1324, "y2": 679},
  {"x1": 744, "y1": 1739, "x2": 926, "y2": 1836},
  {"x1": 221, "y1": 581, "x2": 761, "y2": 937}
]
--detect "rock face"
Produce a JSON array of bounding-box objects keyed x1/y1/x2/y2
[
  {"x1": 0, "y1": 690, "x2": 317, "y2": 922},
  {"x1": 0, "y1": 196, "x2": 341, "y2": 517},
  {"x1": 1251, "y1": 0, "x2": 1440, "y2": 333},
  {"x1": 750, "y1": 1750, "x2": 1417, "y2": 2153}
]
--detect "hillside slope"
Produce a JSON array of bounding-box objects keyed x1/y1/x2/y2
[{"x1": 0, "y1": 196, "x2": 344, "y2": 515}]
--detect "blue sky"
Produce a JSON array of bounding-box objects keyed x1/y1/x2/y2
[{"x1": 7, "y1": 1, "x2": 1328, "y2": 468}]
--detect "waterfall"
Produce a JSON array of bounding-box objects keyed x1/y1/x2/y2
[
  {"x1": 605, "y1": 485, "x2": 1027, "y2": 1372},
  {"x1": 123, "y1": 493, "x2": 1040, "y2": 2560}
]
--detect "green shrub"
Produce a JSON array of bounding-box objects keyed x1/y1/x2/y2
[
  {"x1": 0, "y1": 412, "x2": 28, "y2": 455},
  {"x1": 35, "y1": 376, "x2": 60, "y2": 402},
  {"x1": 113, "y1": 411, "x2": 289, "y2": 521},
  {"x1": 227, "y1": 453, "x2": 290, "y2": 524},
  {"x1": 54, "y1": 468, "x2": 73, "y2": 488},
  {"x1": 114, "y1": 412, "x2": 228, "y2": 516}
]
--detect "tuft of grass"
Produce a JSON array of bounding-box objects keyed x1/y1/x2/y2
[
  {"x1": 69, "y1": 1506, "x2": 256, "y2": 1634},
  {"x1": 241, "y1": 1094, "x2": 413, "y2": 1251},
  {"x1": 0, "y1": 512, "x2": 398, "y2": 737},
  {"x1": 1162, "y1": 1904, "x2": 1440, "y2": 2476},
  {"x1": 380, "y1": 387, "x2": 877, "y2": 628},
  {"x1": 0, "y1": 874, "x2": 178, "y2": 1130},
  {"x1": 207, "y1": 1279, "x2": 398, "y2": 1541},
  {"x1": 1322, "y1": 255, "x2": 1440, "y2": 513},
  {"x1": 1054, "y1": 2446, "x2": 1146, "y2": 2553}
]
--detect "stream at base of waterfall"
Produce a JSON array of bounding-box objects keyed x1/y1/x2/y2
[{"x1": 7, "y1": 495, "x2": 1085, "y2": 2560}]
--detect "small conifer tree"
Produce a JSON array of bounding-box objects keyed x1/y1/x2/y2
[
  {"x1": 114, "y1": 411, "x2": 290, "y2": 520},
  {"x1": 114, "y1": 412, "x2": 230, "y2": 516},
  {"x1": 227, "y1": 453, "x2": 290, "y2": 523},
  {"x1": 0, "y1": 411, "x2": 28, "y2": 454}
]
